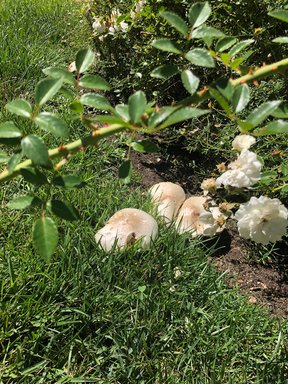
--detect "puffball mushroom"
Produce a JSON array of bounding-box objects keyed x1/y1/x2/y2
[
  {"x1": 95, "y1": 208, "x2": 158, "y2": 251},
  {"x1": 149, "y1": 182, "x2": 186, "y2": 224},
  {"x1": 175, "y1": 196, "x2": 225, "y2": 237}
]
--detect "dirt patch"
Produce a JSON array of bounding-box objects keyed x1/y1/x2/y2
[{"x1": 132, "y1": 148, "x2": 288, "y2": 318}]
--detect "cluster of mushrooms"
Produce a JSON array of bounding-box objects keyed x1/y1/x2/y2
[{"x1": 95, "y1": 182, "x2": 226, "y2": 251}]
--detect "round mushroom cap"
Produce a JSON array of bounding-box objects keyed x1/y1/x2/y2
[
  {"x1": 175, "y1": 196, "x2": 208, "y2": 236},
  {"x1": 95, "y1": 208, "x2": 158, "y2": 252},
  {"x1": 149, "y1": 182, "x2": 186, "y2": 224}
]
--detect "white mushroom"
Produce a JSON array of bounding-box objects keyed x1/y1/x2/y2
[
  {"x1": 175, "y1": 196, "x2": 225, "y2": 237},
  {"x1": 95, "y1": 208, "x2": 158, "y2": 251},
  {"x1": 149, "y1": 182, "x2": 186, "y2": 224}
]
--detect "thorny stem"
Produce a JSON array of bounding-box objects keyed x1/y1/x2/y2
[{"x1": 1, "y1": 57, "x2": 288, "y2": 184}]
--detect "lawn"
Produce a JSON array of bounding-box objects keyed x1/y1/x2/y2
[{"x1": 1, "y1": 0, "x2": 288, "y2": 383}]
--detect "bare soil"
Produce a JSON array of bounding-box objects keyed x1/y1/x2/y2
[{"x1": 131, "y1": 148, "x2": 288, "y2": 318}]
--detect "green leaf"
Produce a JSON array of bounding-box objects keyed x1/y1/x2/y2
[
  {"x1": 256, "y1": 120, "x2": 288, "y2": 135},
  {"x1": 246, "y1": 101, "x2": 282, "y2": 128},
  {"x1": 115, "y1": 105, "x2": 130, "y2": 121},
  {"x1": 132, "y1": 140, "x2": 159, "y2": 153},
  {"x1": 231, "y1": 84, "x2": 250, "y2": 113},
  {"x1": 209, "y1": 87, "x2": 233, "y2": 116},
  {"x1": 192, "y1": 25, "x2": 225, "y2": 39},
  {"x1": 70, "y1": 101, "x2": 84, "y2": 114},
  {"x1": 260, "y1": 170, "x2": 278, "y2": 184},
  {"x1": 215, "y1": 78, "x2": 234, "y2": 100},
  {"x1": 220, "y1": 53, "x2": 231, "y2": 65},
  {"x1": 159, "y1": 107, "x2": 210, "y2": 129},
  {"x1": 0, "y1": 121, "x2": 22, "y2": 138},
  {"x1": 272, "y1": 37, "x2": 288, "y2": 43},
  {"x1": 228, "y1": 39, "x2": 254, "y2": 57},
  {"x1": 181, "y1": 70, "x2": 199, "y2": 95},
  {"x1": 188, "y1": 2, "x2": 211, "y2": 28},
  {"x1": 148, "y1": 107, "x2": 177, "y2": 128},
  {"x1": 7, "y1": 195, "x2": 41, "y2": 210},
  {"x1": 230, "y1": 50, "x2": 253, "y2": 70},
  {"x1": 35, "y1": 113, "x2": 69, "y2": 138},
  {"x1": 35, "y1": 78, "x2": 63, "y2": 106},
  {"x1": 52, "y1": 175, "x2": 83, "y2": 188},
  {"x1": 6, "y1": 99, "x2": 32, "y2": 118},
  {"x1": 60, "y1": 86, "x2": 76, "y2": 100},
  {"x1": 79, "y1": 75, "x2": 111, "y2": 90},
  {"x1": 42, "y1": 67, "x2": 75, "y2": 84},
  {"x1": 128, "y1": 91, "x2": 146, "y2": 123},
  {"x1": 20, "y1": 167, "x2": 48, "y2": 186},
  {"x1": 80, "y1": 93, "x2": 112, "y2": 110},
  {"x1": 281, "y1": 163, "x2": 288, "y2": 176},
  {"x1": 0, "y1": 150, "x2": 9, "y2": 164},
  {"x1": 150, "y1": 65, "x2": 179, "y2": 80},
  {"x1": 92, "y1": 115, "x2": 125, "y2": 124},
  {"x1": 7, "y1": 151, "x2": 22, "y2": 173},
  {"x1": 151, "y1": 39, "x2": 182, "y2": 54},
  {"x1": 161, "y1": 11, "x2": 188, "y2": 36},
  {"x1": 119, "y1": 160, "x2": 132, "y2": 184},
  {"x1": 47, "y1": 200, "x2": 80, "y2": 221},
  {"x1": 268, "y1": 9, "x2": 288, "y2": 23},
  {"x1": 75, "y1": 48, "x2": 95, "y2": 73},
  {"x1": 271, "y1": 103, "x2": 288, "y2": 118},
  {"x1": 21, "y1": 135, "x2": 50, "y2": 166},
  {"x1": 33, "y1": 217, "x2": 58, "y2": 262},
  {"x1": 215, "y1": 37, "x2": 237, "y2": 52},
  {"x1": 185, "y1": 48, "x2": 215, "y2": 68}
]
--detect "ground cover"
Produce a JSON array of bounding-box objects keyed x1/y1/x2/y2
[{"x1": 1, "y1": 0, "x2": 288, "y2": 383}]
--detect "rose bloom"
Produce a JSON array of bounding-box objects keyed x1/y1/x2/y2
[
  {"x1": 92, "y1": 18, "x2": 106, "y2": 34},
  {"x1": 232, "y1": 134, "x2": 256, "y2": 151},
  {"x1": 216, "y1": 150, "x2": 262, "y2": 188},
  {"x1": 199, "y1": 206, "x2": 226, "y2": 237},
  {"x1": 235, "y1": 196, "x2": 288, "y2": 244}
]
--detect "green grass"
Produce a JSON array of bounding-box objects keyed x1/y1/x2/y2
[{"x1": 1, "y1": 0, "x2": 288, "y2": 383}]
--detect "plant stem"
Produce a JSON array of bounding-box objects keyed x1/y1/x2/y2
[{"x1": 0, "y1": 124, "x2": 125, "y2": 183}]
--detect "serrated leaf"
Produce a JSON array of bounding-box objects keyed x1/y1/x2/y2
[
  {"x1": 119, "y1": 160, "x2": 132, "y2": 184},
  {"x1": 159, "y1": 107, "x2": 210, "y2": 129},
  {"x1": 132, "y1": 140, "x2": 159, "y2": 153},
  {"x1": 271, "y1": 103, "x2": 288, "y2": 118},
  {"x1": 79, "y1": 75, "x2": 111, "y2": 90},
  {"x1": 246, "y1": 101, "x2": 282, "y2": 128},
  {"x1": 7, "y1": 195, "x2": 41, "y2": 210},
  {"x1": 21, "y1": 135, "x2": 50, "y2": 166},
  {"x1": 150, "y1": 65, "x2": 179, "y2": 80},
  {"x1": 70, "y1": 101, "x2": 84, "y2": 114},
  {"x1": 7, "y1": 151, "x2": 22, "y2": 173},
  {"x1": 181, "y1": 70, "x2": 199, "y2": 95},
  {"x1": 256, "y1": 120, "x2": 288, "y2": 135},
  {"x1": 0, "y1": 121, "x2": 22, "y2": 138},
  {"x1": 228, "y1": 39, "x2": 254, "y2": 57},
  {"x1": 80, "y1": 93, "x2": 112, "y2": 110},
  {"x1": 192, "y1": 25, "x2": 225, "y2": 39},
  {"x1": 115, "y1": 104, "x2": 130, "y2": 121},
  {"x1": 188, "y1": 2, "x2": 211, "y2": 28},
  {"x1": 215, "y1": 78, "x2": 234, "y2": 100},
  {"x1": 161, "y1": 11, "x2": 188, "y2": 36},
  {"x1": 215, "y1": 37, "x2": 237, "y2": 52},
  {"x1": 148, "y1": 107, "x2": 177, "y2": 128},
  {"x1": 272, "y1": 37, "x2": 288, "y2": 43},
  {"x1": 48, "y1": 200, "x2": 79, "y2": 221},
  {"x1": 35, "y1": 78, "x2": 63, "y2": 106},
  {"x1": 231, "y1": 84, "x2": 250, "y2": 113},
  {"x1": 6, "y1": 99, "x2": 32, "y2": 118},
  {"x1": 42, "y1": 67, "x2": 75, "y2": 84},
  {"x1": 151, "y1": 39, "x2": 182, "y2": 54},
  {"x1": 185, "y1": 48, "x2": 215, "y2": 68},
  {"x1": 268, "y1": 9, "x2": 288, "y2": 23},
  {"x1": 209, "y1": 87, "x2": 233, "y2": 116},
  {"x1": 52, "y1": 175, "x2": 83, "y2": 188},
  {"x1": 128, "y1": 91, "x2": 146, "y2": 123},
  {"x1": 20, "y1": 167, "x2": 48, "y2": 186},
  {"x1": 35, "y1": 113, "x2": 69, "y2": 138},
  {"x1": 75, "y1": 48, "x2": 95, "y2": 73},
  {"x1": 0, "y1": 150, "x2": 9, "y2": 164},
  {"x1": 33, "y1": 217, "x2": 58, "y2": 262}
]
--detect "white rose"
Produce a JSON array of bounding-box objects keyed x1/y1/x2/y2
[
  {"x1": 216, "y1": 150, "x2": 262, "y2": 188},
  {"x1": 92, "y1": 19, "x2": 106, "y2": 34},
  {"x1": 235, "y1": 196, "x2": 288, "y2": 244},
  {"x1": 232, "y1": 134, "x2": 256, "y2": 151}
]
